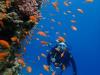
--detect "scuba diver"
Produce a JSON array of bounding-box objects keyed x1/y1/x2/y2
[{"x1": 47, "y1": 37, "x2": 77, "y2": 75}]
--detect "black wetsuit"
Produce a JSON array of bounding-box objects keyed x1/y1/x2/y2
[{"x1": 47, "y1": 46, "x2": 77, "y2": 75}]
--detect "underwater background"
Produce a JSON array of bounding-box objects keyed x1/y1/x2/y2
[{"x1": 21, "y1": 0, "x2": 100, "y2": 75}]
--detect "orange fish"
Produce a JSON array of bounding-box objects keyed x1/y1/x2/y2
[
  {"x1": 57, "y1": 36, "x2": 65, "y2": 42},
  {"x1": 52, "y1": 1, "x2": 59, "y2": 11},
  {"x1": 71, "y1": 26, "x2": 78, "y2": 31},
  {"x1": 40, "y1": 41, "x2": 48, "y2": 45},
  {"x1": 25, "y1": 31, "x2": 29, "y2": 35},
  {"x1": 77, "y1": 8, "x2": 84, "y2": 14},
  {"x1": 86, "y1": 0, "x2": 93, "y2": 3},
  {"x1": 29, "y1": 15, "x2": 37, "y2": 23},
  {"x1": 38, "y1": 31, "x2": 47, "y2": 37},
  {"x1": 11, "y1": 36, "x2": 20, "y2": 44},
  {"x1": 0, "y1": 40, "x2": 10, "y2": 49},
  {"x1": 17, "y1": 58, "x2": 25, "y2": 67},
  {"x1": 0, "y1": 52, "x2": 9, "y2": 61},
  {"x1": 15, "y1": 54, "x2": 22, "y2": 57},
  {"x1": 43, "y1": 65, "x2": 49, "y2": 72},
  {"x1": 11, "y1": 36, "x2": 18, "y2": 41},
  {"x1": 27, "y1": 66, "x2": 32, "y2": 73},
  {"x1": 64, "y1": 1, "x2": 69, "y2": 6},
  {"x1": 41, "y1": 53, "x2": 47, "y2": 58},
  {"x1": 71, "y1": 20, "x2": 76, "y2": 23}
]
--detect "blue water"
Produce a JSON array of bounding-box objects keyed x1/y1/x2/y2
[{"x1": 22, "y1": 0, "x2": 100, "y2": 75}]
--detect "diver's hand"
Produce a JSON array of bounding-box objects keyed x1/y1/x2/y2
[
  {"x1": 55, "y1": 48, "x2": 60, "y2": 51},
  {"x1": 61, "y1": 52, "x2": 64, "y2": 58}
]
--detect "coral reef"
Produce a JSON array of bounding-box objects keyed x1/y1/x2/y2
[{"x1": 0, "y1": 0, "x2": 42, "y2": 74}]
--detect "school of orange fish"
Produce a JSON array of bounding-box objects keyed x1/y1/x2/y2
[{"x1": 19, "y1": 0, "x2": 94, "y2": 75}]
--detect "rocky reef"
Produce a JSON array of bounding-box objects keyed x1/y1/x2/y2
[{"x1": 0, "y1": 0, "x2": 42, "y2": 75}]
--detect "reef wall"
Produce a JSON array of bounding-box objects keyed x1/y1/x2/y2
[{"x1": 0, "y1": 0, "x2": 42, "y2": 74}]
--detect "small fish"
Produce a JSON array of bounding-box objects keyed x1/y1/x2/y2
[
  {"x1": 36, "y1": 38, "x2": 40, "y2": 40},
  {"x1": 58, "y1": 22, "x2": 62, "y2": 26},
  {"x1": 62, "y1": 64, "x2": 66, "y2": 70},
  {"x1": 41, "y1": 53, "x2": 47, "y2": 58},
  {"x1": 71, "y1": 26, "x2": 78, "y2": 31},
  {"x1": 0, "y1": 40, "x2": 10, "y2": 48},
  {"x1": 56, "y1": 32, "x2": 60, "y2": 35},
  {"x1": 43, "y1": 65, "x2": 49, "y2": 72},
  {"x1": 72, "y1": 14, "x2": 76, "y2": 18},
  {"x1": 27, "y1": 66, "x2": 32, "y2": 73},
  {"x1": 68, "y1": 1, "x2": 72, "y2": 4},
  {"x1": 29, "y1": 15, "x2": 37, "y2": 23},
  {"x1": 67, "y1": 10, "x2": 72, "y2": 14},
  {"x1": 52, "y1": 1, "x2": 59, "y2": 11},
  {"x1": 38, "y1": 56, "x2": 40, "y2": 61},
  {"x1": 11, "y1": 36, "x2": 18, "y2": 42},
  {"x1": 77, "y1": 8, "x2": 84, "y2": 14},
  {"x1": 51, "y1": 19, "x2": 56, "y2": 22},
  {"x1": 25, "y1": 31, "x2": 29, "y2": 35},
  {"x1": 64, "y1": 1, "x2": 69, "y2": 6},
  {"x1": 15, "y1": 54, "x2": 22, "y2": 57},
  {"x1": 45, "y1": 31, "x2": 49, "y2": 34},
  {"x1": 64, "y1": 12, "x2": 67, "y2": 15},
  {"x1": 57, "y1": 36, "x2": 65, "y2": 42},
  {"x1": 40, "y1": 41, "x2": 48, "y2": 45},
  {"x1": 71, "y1": 20, "x2": 77, "y2": 23},
  {"x1": 0, "y1": 52, "x2": 9, "y2": 61},
  {"x1": 86, "y1": 0, "x2": 93, "y2": 3},
  {"x1": 38, "y1": 31, "x2": 47, "y2": 37},
  {"x1": 17, "y1": 58, "x2": 25, "y2": 67}
]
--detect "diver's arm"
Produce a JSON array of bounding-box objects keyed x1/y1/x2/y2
[{"x1": 70, "y1": 54, "x2": 77, "y2": 75}]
